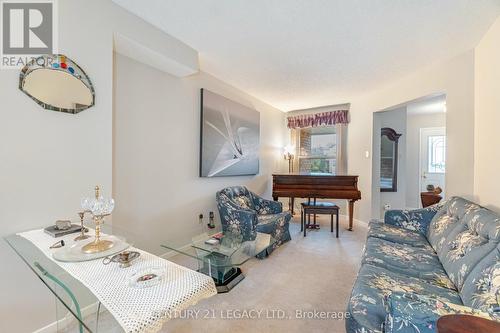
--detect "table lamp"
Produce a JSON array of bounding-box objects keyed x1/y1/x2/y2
[{"x1": 283, "y1": 145, "x2": 295, "y2": 173}]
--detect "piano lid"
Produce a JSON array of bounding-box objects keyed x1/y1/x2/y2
[{"x1": 273, "y1": 172, "x2": 355, "y2": 177}]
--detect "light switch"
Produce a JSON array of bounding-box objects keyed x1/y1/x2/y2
[{"x1": 365, "y1": 151, "x2": 370, "y2": 158}]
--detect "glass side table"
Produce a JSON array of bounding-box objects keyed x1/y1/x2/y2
[{"x1": 162, "y1": 232, "x2": 275, "y2": 293}]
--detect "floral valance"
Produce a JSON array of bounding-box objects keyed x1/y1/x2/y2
[{"x1": 286, "y1": 110, "x2": 349, "y2": 129}]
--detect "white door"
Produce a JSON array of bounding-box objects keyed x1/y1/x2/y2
[{"x1": 420, "y1": 127, "x2": 446, "y2": 197}]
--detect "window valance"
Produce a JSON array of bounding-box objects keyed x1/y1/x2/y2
[{"x1": 286, "y1": 110, "x2": 349, "y2": 129}]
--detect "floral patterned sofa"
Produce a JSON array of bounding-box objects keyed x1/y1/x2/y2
[
  {"x1": 216, "y1": 186, "x2": 291, "y2": 257},
  {"x1": 346, "y1": 196, "x2": 500, "y2": 333}
]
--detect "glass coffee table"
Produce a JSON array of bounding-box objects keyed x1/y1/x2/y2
[{"x1": 162, "y1": 232, "x2": 275, "y2": 293}]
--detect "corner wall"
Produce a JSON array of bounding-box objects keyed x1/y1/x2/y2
[
  {"x1": 474, "y1": 16, "x2": 500, "y2": 212},
  {"x1": 112, "y1": 54, "x2": 287, "y2": 252}
]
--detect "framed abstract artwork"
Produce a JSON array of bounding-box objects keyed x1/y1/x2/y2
[{"x1": 200, "y1": 89, "x2": 260, "y2": 177}]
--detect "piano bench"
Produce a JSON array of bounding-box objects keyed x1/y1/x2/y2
[{"x1": 300, "y1": 202, "x2": 340, "y2": 238}]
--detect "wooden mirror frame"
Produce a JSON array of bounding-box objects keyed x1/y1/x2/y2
[{"x1": 380, "y1": 127, "x2": 402, "y2": 192}]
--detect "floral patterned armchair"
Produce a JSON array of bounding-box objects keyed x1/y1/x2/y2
[
  {"x1": 346, "y1": 197, "x2": 500, "y2": 332},
  {"x1": 216, "y1": 186, "x2": 291, "y2": 257}
]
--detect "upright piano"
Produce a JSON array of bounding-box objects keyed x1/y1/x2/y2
[{"x1": 272, "y1": 173, "x2": 361, "y2": 231}]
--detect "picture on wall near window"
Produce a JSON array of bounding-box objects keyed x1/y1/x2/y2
[{"x1": 200, "y1": 89, "x2": 260, "y2": 177}]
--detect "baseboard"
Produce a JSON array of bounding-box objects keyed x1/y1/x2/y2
[
  {"x1": 339, "y1": 214, "x2": 367, "y2": 225},
  {"x1": 33, "y1": 302, "x2": 100, "y2": 333}
]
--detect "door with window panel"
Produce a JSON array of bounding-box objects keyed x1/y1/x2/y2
[{"x1": 420, "y1": 127, "x2": 446, "y2": 197}]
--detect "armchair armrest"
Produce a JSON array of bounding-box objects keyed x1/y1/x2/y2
[
  {"x1": 384, "y1": 203, "x2": 443, "y2": 234},
  {"x1": 250, "y1": 192, "x2": 283, "y2": 215},
  {"x1": 384, "y1": 292, "x2": 499, "y2": 333}
]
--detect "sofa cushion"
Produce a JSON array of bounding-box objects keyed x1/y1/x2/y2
[
  {"x1": 427, "y1": 197, "x2": 479, "y2": 253},
  {"x1": 384, "y1": 203, "x2": 444, "y2": 234},
  {"x1": 346, "y1": 264, "x2": 462, "y2": 333},
  {"x1": 460, "y1": 245, "x2": 500, "y2": 312},
  {"x1": 438, "y1": 207, "x2": 500, "y2": 290},
  {"x1": 384, "y1": 292, "x2": 500, "y2": 333},
  {"x1": 368, "y1": 221, "x2": 430, "y2": 248},
  {"x1": 362, "y1": 237, "x2": 455, "y2": 289}
]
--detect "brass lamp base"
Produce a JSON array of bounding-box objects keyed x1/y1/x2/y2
[{"x1": 82, "y1": 239, "x2": 114, "y2": 254}]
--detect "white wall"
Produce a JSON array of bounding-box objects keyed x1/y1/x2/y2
[
  {"x1": 474, "y1": 16, "x2": 500, "y2": 212},
  {"x1": 405, "y1": 112, "x2": 446, "y2": 209},
  {"x1": 371, "y1": 110, "x2": 381, "y2": 219},
  {"x1": 349, "y1": 50, "x2": 475, "y2": 222},
  {"x1": 371, "y1": 108, "x2": 407, "y2": 219},
  {"x1": 0, "y1": 1, "x2": 200, "y2": 332},
  {"x1": 113, "y1": 54, "x2": 287, "y2": 252}
]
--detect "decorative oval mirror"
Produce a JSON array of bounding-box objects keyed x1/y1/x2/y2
[{"x1": 19, "y1": 54, "x2": 95, "y2": 114}]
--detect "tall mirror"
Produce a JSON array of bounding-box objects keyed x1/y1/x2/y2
[
  {"x1": 19, "y1": 54, "x2": 95, "y2": 114},
  {"x1": 380, "y1": 127, "x2": 402, "y2": 192}
]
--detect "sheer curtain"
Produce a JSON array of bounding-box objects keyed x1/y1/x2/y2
[
  {"x1": 335, "y1": 123, "x2": 348, "y2": 175},
  {"x1": 290, "y1": 128, "x2": 300, "y2": 172}
]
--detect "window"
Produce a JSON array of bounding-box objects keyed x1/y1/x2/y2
[
  {"x1": 298, "y1": 127, "x2": 336, "y2": 174},
  {"x1": 428, "y1": 135, "x2": 446, "y2": 173}
]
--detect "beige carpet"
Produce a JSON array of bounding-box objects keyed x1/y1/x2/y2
[
  {"x1": 85, "y1": 216, "x2": 367, "y2": 333},
  {"x1": 164, "y1": 216, "x2": 367, "y2": 333}
]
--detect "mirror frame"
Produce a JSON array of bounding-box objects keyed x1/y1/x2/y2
[
  {"x1": 380, "y1": 127, "x2": 402, "y2": 192},
  {"x1": 19, "y1": 54, "x2": 95, "y2": 114}
]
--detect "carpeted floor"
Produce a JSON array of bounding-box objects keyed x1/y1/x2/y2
[
  {"x1": 85, "y1": 216, "x2": 367, "y2": 333},
  {"x1": 164, "y1": 215, "x2": 367, "y2": 333}
]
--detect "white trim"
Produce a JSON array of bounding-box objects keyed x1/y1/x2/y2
[{"x1": 339, "y1": 214, "x2": 367, "y2": 225}]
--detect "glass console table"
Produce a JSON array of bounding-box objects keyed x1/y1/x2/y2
[
  {"x1": 4, "y1": 222, "x2": 133, "y2": 333},
  {"x1": 162, "y1": 232, "x2": 275, "y2": 293}
]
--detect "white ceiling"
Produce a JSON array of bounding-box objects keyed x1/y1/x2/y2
[{"x1": 112, "y1": 0, "x2": 500, "y2": 111}]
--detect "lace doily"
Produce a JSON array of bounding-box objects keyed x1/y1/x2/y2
[{"x1": 18, "y1": 229, "x2": 217, "y2": 333}]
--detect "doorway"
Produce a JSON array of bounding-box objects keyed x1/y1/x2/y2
[
  {"x1": 371, "y1": 94, "x2": 447, "y2": 219},
  {"x1": 419, "y1": 127, "x2": 446, "y2": 197}
]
